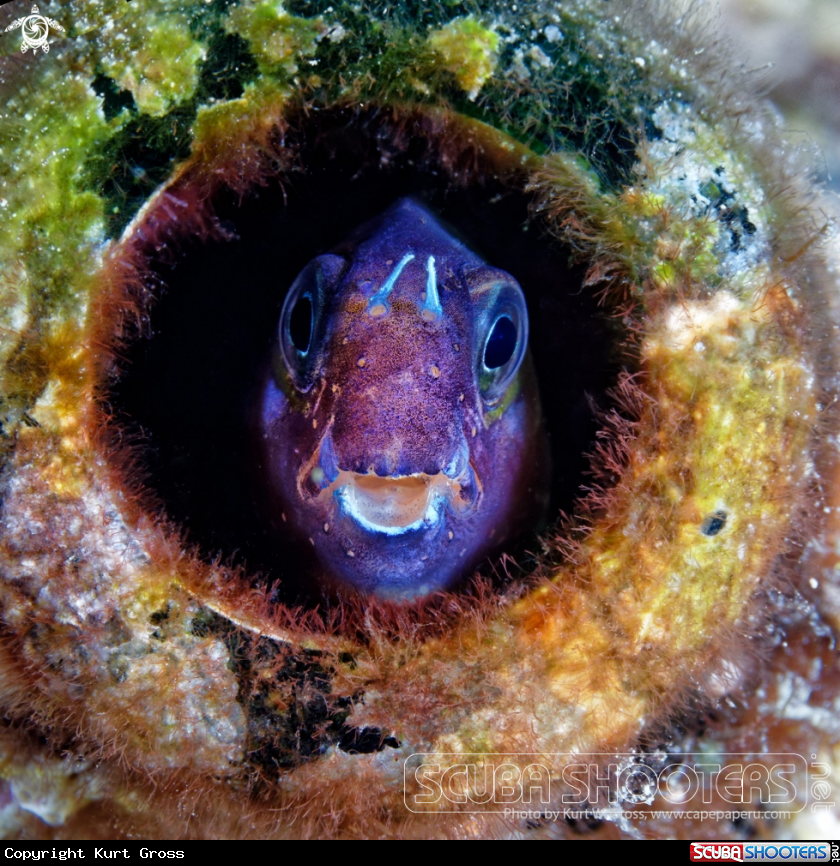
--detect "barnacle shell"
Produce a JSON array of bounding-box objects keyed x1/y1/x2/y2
[{"x1": 0, "y1": 0, "x2": 838, "y2": 839}]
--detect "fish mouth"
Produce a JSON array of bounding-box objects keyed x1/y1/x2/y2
[
  {"x1": 297, "y1": 430, "x2": 481, "y2": 534},
  {"x1": 326, "y1": 471, "x2": 475, "y2": 535}
]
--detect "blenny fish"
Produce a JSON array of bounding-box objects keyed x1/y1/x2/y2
[{"x1": 258, "y1": 199, "x2": 549, "y2": 597}]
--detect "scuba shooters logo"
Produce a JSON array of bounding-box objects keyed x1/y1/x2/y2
[
  {"x1": 690, "y1": 844, "x2": 835, "y2": 862},
  {"x1": 404, "y1": 753, "x2": 820, "y2": 814}
]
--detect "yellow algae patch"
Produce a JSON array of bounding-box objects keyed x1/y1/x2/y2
[
  {"x1": 191, "y1": 79, "x2": 291, "y2": 173},
  {"x1": 427, "y1": 17, "x2": 500, "y2": 101},
  {"x1": 98, "y1": 2, "x2": 206, "y2": 117},
  {"x1": 225, "y1": 0, "x2": 324, "y2": 75}
]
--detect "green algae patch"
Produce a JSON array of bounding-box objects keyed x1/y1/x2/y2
[
  {"x1": 97, "y1": 1, "x2": 206, "y2": 117},
  {"x1": 0, "y1": 67, "x2": 107, "y2": 313},
  {"x1": 224, "y1": 0, "x2": 324, "y2": 76},
  {"x1": 189, "y1": 78, "x2": 291, "y2": 179},
  {"x1": 427, "y1": 16, "x2": 499, "y2": 101},
  {"x1": 192, "y1": 79, "x2": 289, "y2": 151},
  {"x1": 0, "y1": 61, "x2": 109, "y2": 443}
]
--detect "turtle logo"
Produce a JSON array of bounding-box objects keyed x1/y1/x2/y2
[{"x1": 4, "y1": 5, "x2": 64, "y2": 54}]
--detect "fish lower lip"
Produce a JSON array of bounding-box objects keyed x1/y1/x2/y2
[
  {"x1": 319, "y1": 470, "x2": 470, "y2": 534},
  {"x1": 335, "y1": 484, "x2": 443, "y2": 536}
]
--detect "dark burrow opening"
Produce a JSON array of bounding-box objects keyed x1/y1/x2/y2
[{"x1": 109, "y1": 108, "x2": 625, "y2": 605}]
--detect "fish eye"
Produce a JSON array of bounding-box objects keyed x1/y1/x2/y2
[
  {"x1": 288, "y1": 294, "x2": 313, "y2": 354},
  {"x1": 279, "y1": 254, "x2": 345, "y2": 391},
  {"x1": 478, "y1": 282, "x2": 528, "y2": 405},
  {"x1": 484, "y1": 315, "x2": 517, "y2": 369}
]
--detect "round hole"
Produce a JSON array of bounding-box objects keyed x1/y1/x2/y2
[{"x1": 109, "y1": 109, "x2": 622, "y2": 604}]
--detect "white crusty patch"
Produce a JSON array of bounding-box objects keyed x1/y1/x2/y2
[{"x1": 654, "y1": 290, "x2": 743, "y2": 352}]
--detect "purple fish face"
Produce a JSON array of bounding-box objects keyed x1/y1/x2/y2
[{"x1": 259, "y1": 199, "x2": 549, "y2": 598}]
